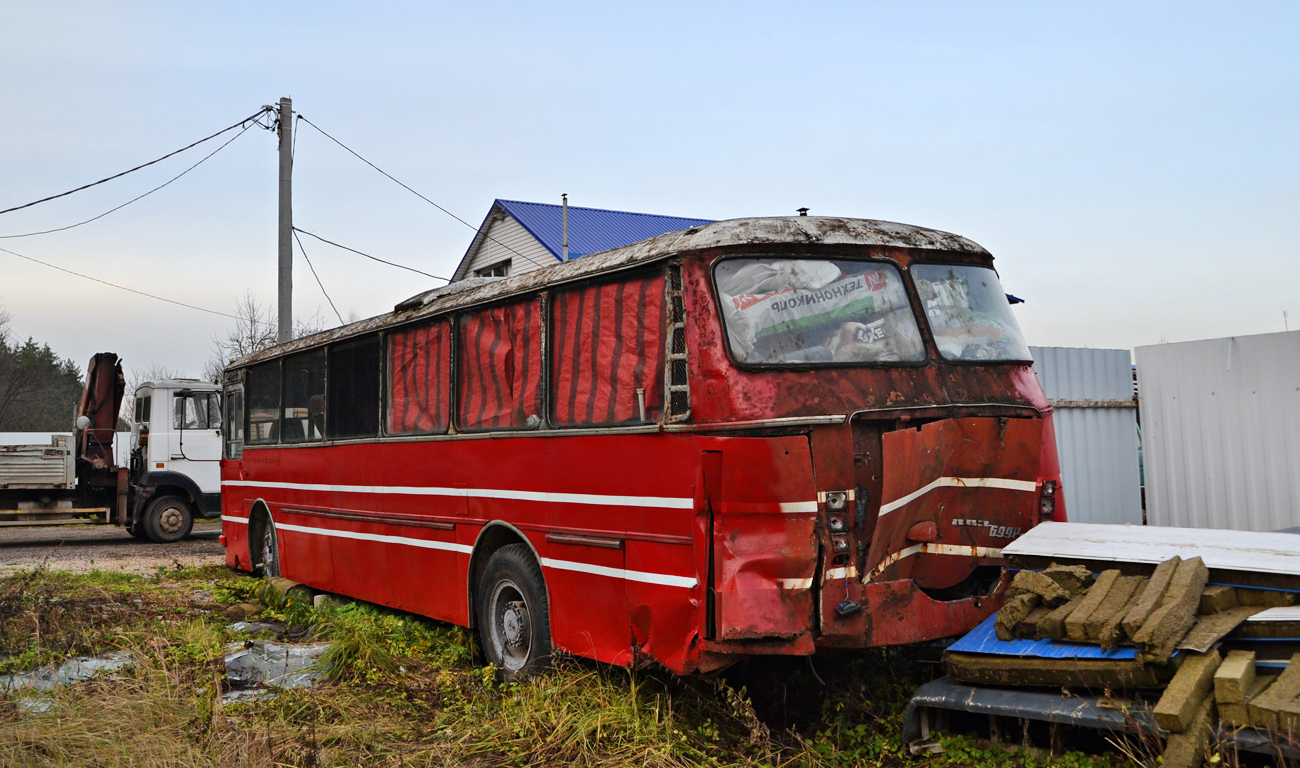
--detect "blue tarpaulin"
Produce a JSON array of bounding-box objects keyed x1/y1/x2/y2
[{"x1": 947, "y1": 614, "x2": 1139, "y2": 659}]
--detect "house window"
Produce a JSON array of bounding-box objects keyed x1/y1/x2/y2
[{"x1": 475, "y1": 260, "x2": 510, "y2": 278}]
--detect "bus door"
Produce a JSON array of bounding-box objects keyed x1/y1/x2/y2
[{"x1": 706, "y1": 437, "x2": 819, "y2": 643}]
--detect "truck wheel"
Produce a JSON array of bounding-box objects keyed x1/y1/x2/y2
[
  {"x1": 255, "y1": 516, "x2": 281, "y2": 578},
  {"x1": 477, "y1": 544, "x2": 551, "y2": 681},
  {"x1": 144, "y1": 495, "x2": 194, "y2": 543}
]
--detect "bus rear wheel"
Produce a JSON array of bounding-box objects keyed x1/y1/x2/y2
[
  {"x1": 477, "y1": 544, "x2": 551, "y2": 681},
  {"x1": 144, "y1": 495, "x2": 194, "y2": 543}
]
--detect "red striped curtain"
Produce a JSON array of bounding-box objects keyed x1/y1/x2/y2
[
  {"x1": 552, "y1": 274, "x2": 666, "y2": 426},
  {"x1": 387, "y1": 322, "x2": 451, "y2": 434},
  {"x1": 457, "y1": 299, "x2": 543, "y2": 430}
]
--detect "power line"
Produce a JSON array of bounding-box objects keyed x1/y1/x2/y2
[
  {"x1": 296, "y1": 116, "x2": 555, "y2": 273},
  {"x1": 0, "y1": 119, "x2": 261, "y2": 239},
  {"x1": 0, "y1": 244, "x2": 266, "y2": 324},
  {"x1": 0, "y1": 107, "x2": 273, "y2": 218},
  {"x1": 293, "y1": 227, "x2": 447, "y2": 281},
  {"x1": 292, "y1": 229, "x2": 344, "y2": 325}
]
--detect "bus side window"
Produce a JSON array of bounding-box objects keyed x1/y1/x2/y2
[
  {"x1": 246, "y1": 362, "x2": 280, "y2": 444},
  {"x1": 282, "y1": 349, "x2": 325, "y2": 443},
  {"x1": 551, "y1": 274, "x2": 666, "y2": 426},
  {"x1": 135, "y1": 394, "x2": 152, "y2": 426},
  {"x1": 457, "y1": 298, "x2": 543, "y2": 431},
  {"x1": 387, "y1": 321, "x2": 450, "y2": 435},
  {"x1": 328, "y1": 335, "x2": 382, "y2": 439}
]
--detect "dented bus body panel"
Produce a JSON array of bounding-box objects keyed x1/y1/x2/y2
[{"x1": 220, "y1": 216, "x2": 1063, "y2": 674}]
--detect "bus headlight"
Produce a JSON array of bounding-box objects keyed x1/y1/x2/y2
[
  {"x1": 828, "y1": 515, "x2": 847, "y2": 533},
  {"x1": 832, "y1": 534, "x2": 850, "y2": 553},
  {"x1": 826, "y1": 491, "x2": 848, "y2": 511}
]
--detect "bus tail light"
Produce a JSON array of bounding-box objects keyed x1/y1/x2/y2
[{"x1": 1039, "y1": 480, "x2": 1057, "y2": 521}]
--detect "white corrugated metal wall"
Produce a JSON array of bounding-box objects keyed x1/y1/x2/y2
[
  {"x1": 1135, "y1": 331, "x2": 1300, "y2": 531},
  {"x1": 1030, "y1": 346, "x2": 1143, "y2": 525}
]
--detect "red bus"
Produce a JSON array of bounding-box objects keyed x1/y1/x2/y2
[{"x1": 219, "y1": 216, "x2": 1064, "y2": 677}]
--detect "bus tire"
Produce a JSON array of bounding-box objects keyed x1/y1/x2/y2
[
  {"x1": 254, "y1": 514, "x2": 281, "y2": 578},
  {"x1": 143, "y1": 495, "x2": 194, "y2": 543},
  {"x1": 477, "y1": 544, "x2": 551, "y2": 681}
]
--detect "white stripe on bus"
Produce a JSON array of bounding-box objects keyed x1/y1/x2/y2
[
  {"x1": 539, "y1": 558, "x2": 697, "y2": 589},
  {"x1": 265, "y1": 521, "x2": 697, "y2": 589},
  {"x1": 221, "y1": 515, "x2": 249, "y2": 524},
  {"x1": 221, "y1": 480, "x2": 694, "y2": 509},
  {"x1": 877, "y1": 477, "x2": 1038, "y2": 516},
  {"x1": 863, "y1": 543, "x2": 1004, "y2": 583},
  {"x1": 778, "y1": 501, "x2": 819, "y2": 513}
]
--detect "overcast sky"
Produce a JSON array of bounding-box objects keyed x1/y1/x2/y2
[{"x1": 1, "y1": 2, "x2": 1296, "y2": 380}]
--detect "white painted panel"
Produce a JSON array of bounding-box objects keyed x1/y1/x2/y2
[
  {"x1": 1030, "y1": 346, "x2": 1142, "y2": 526},
  {"x1": 465, "y1": 216, "x2": 555, "y2": 278},
  {"x1": 1003, "y1": 521, "x2": 1300, "y2": 576},
  {"x1": 1136, "y1": 330, "x2": 1300, "y2": 531}
]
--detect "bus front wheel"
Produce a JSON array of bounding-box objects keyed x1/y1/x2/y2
[
  {"x1": 477, "y1": 544, "x2": 552, "y2": 681},
  {"x1": 254, "y1": 516, "x2": 281, "y2": 578}
]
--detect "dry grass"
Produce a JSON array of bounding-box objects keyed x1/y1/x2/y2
[{"x1": 0, "y1": 566, "x2": 1127, "y2": 768}]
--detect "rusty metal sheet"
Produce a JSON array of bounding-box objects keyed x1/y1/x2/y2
[{"x1": 866, "y1": 417, "x2": 1043, "y2": 589}]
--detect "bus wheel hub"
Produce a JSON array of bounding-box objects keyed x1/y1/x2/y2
[{"x1": 503, "y1": 601, "x2": 527, "y2": 647}]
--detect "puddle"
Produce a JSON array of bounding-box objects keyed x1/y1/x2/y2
[{"x1": 222, "y1": 640, "x2": 332, "y2": 703}]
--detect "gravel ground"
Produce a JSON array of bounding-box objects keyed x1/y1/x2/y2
[{"x1": 0, "y1": 520, "x2": 225, "y2": 575}]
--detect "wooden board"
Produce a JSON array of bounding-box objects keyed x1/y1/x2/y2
[{"x1": 1004, "y1": 524, "x2": 1300, "y2": 589}]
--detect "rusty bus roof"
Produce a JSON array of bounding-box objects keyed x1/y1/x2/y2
[{"x1": 230, "y1": 215, "x2": 989, "y2": 369}]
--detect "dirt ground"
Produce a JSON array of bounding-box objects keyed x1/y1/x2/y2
[{"x1": 0, "y1": 520, "x2": 224, "y2": 575}]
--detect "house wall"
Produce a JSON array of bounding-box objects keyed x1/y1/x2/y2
[
  {"x1": 1030, "y1": 346, "x2": 1143, "y2": 526},
  {"x1": 459, "y1": 214, "x2": 556, "y2": 280},
  {"x1": 1136, "y1": 330, "x2": 1300, "y2": 531}
]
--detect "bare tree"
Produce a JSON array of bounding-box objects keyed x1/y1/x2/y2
[{"x1": 203, "y1": 293, "x2": 324, "y2": 383}]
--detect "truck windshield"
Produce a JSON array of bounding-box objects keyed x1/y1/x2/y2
[
  {"x1": 715, "y1": 258, "x2": 925, "y2": 365},
  {"x1": 910, "y1": 264, "x2": 1032, "y2": 362}
]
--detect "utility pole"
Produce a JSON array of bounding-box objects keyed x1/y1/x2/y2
[{"x1": 277, "y1": 97, "x2": 293, "y2": 344}]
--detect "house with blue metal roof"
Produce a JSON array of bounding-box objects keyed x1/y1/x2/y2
[{"x1": 450, "y1": 199, "x2": 713, "y2": 281}]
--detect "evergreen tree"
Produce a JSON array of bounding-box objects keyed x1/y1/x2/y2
[{"x1": 0, "y1": 311, "x2": 86, "y2": 431}]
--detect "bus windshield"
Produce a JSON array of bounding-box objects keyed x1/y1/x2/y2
[
  {"x1": 715, "y1": 258, "x2": 925, "y2": 365},
  {"x1": 910, "y1": 264, "x2": 1032, "y2": 362}
]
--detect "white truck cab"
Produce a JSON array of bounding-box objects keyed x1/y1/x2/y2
[{"x1": 129, "y1": 379, "x2": 223, "y2": 541}]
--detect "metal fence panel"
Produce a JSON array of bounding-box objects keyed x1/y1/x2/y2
[
  {"x1": 1030, "y1": 346, "x2": 1142, "y2": 525},
  {"x1": 1136, "y1": 331, "x2": 1300, "y2": 531}
]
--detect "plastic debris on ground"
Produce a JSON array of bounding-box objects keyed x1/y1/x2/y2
[
  {"x1": 222, "y1": 640, "x2": 332, "y2": 703},
  {"x1": 0, "y1": 650, "x2": 134, "y2": 714},
  {"x1": 0, "y1": 650, "x2": 133, "y2": 693},
  {"x1": 226, "y1": 620, "x2": 279, "y2": 635}
]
